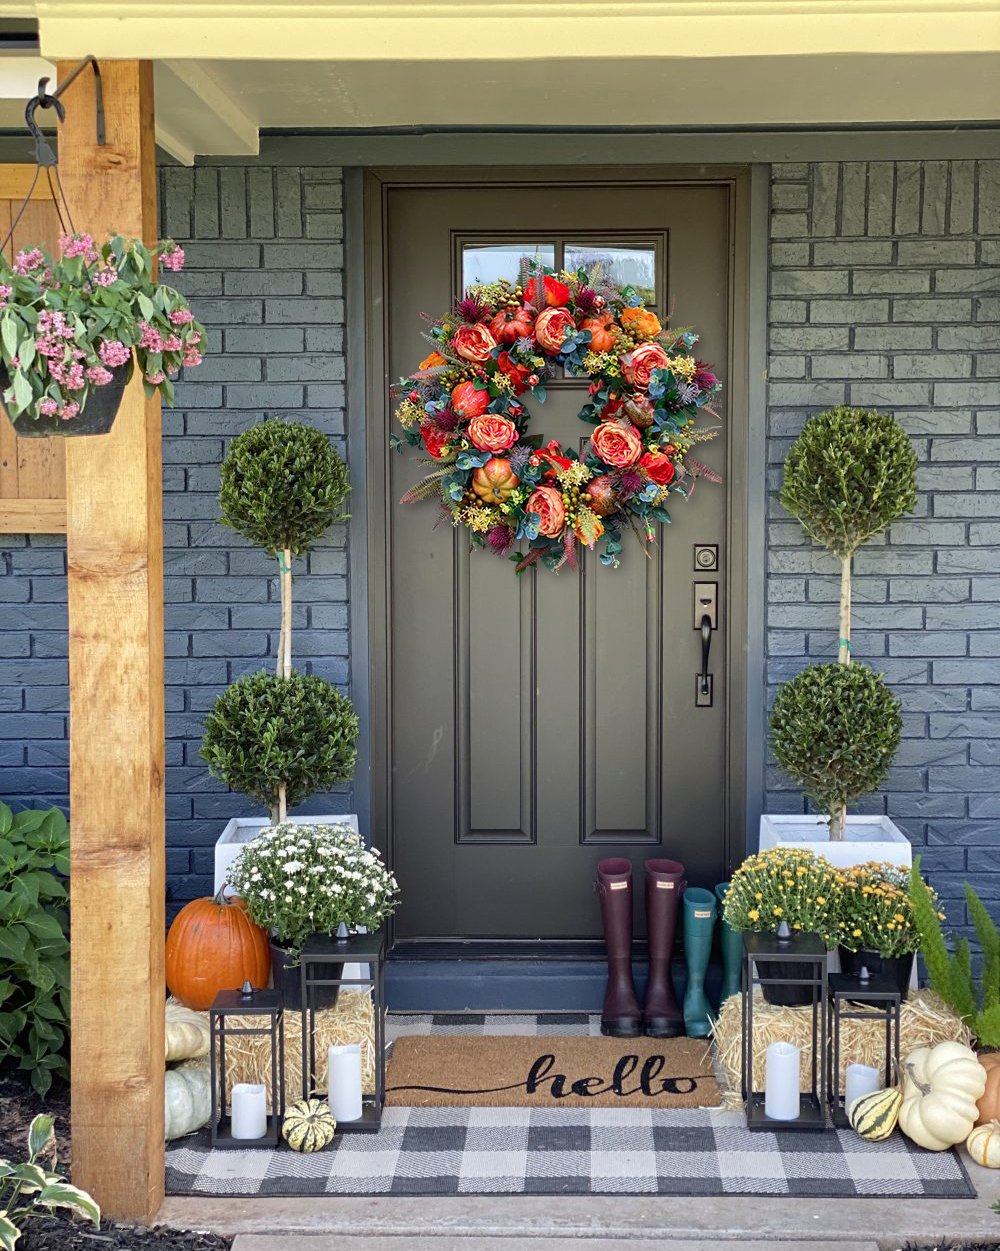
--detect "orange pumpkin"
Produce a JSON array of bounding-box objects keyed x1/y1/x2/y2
[
  {"x1": 580, "y1": 313, "x2": 616, "y2": 354},
  {"x1": 165, "y1": 889, "x2": 271, "y2": 1010},
  {"x1": 976, "y1": 1052, "x2": 1000, "y2": 1125}
]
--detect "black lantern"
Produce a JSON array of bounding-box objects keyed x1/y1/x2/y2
[
  {"x1": 827, "y1": 965, "x2": 901, "y2": 1128},
  {"x1": 209, "y1": 982, "x2": 285, "y2": 1149},
  {"x1": 299, "y1": 930, "x2": 386, "y2": 1132},
  {"x1": 741, "y1": 924, "x2": 829, "y2": 1131}
]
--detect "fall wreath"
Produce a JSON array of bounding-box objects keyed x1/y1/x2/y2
[{"x1": 391, "y1": 263, "x2": 722, "y2": 572}]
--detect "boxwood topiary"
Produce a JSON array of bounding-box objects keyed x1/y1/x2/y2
[
  {"x1": 219, "y1": 418, "x2": 349, "y2": 557},
  {"x1": 780, "y1": 406, "x2": 917, "y2": 664},
  {"x1": 770, "y1": 661, "x2": 902, "y2": 840},
  {"x1": 201, "y1": 670, "x2": 359, "y2": 821}
]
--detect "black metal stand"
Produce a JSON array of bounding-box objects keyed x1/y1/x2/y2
[
  {"x1": 828, "y1": 970, "x2": 901, "y2": 1128},
  {"x1": 298, "y1": 931, "x2": 386, "y2": 1132},
  {"x1": 209, "y1": 986, "x2": 285, "y2": 1149}
]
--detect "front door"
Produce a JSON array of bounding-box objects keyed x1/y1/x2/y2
[{"x1": 367, "y1": 169, "x2": 747, "y2": 951}]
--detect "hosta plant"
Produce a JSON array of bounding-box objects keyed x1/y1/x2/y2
[
  {"x1": 228, "y1": 821, "x2": 399, "y2": 960},
  {"x1": 0, "y1": 233, "x2": 204, "y2": 427},
  {"x1": 722, "y1": 846, "x2": 842, "y2": 948},
  {"x1": 0, "y1": 1114, "x2": 99, "y2": 1250},
  {"x1": 770, "y1": 661, "x2": 902, "y2": 842},
  {"x1": 0, "y1": 803, "x2": 70, "y2": 1096},
  {"x1": 909, "y1": 859, "x2": 1000, "y2": 1048}
]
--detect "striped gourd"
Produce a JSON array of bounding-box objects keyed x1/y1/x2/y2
[
  {"x1": 848, "y1": 1086, "x2": 902, "y2": 1141},
  {"x1": 282, "y1": 1098, "x2": 337, "y2": 1153}
]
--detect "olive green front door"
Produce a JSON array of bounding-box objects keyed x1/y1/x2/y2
[{"x1": 366, "y1": 169, "x2": 748, "y2": 950}]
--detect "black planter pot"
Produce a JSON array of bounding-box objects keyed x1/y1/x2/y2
[
  {"x1": 0, "y1": 364, "x2": 129, "y2": 438},
  {"x1": 757, "y1": 960, "x2": 822, "y2": 1007},
  {"x1": 269, "y1": 938, "x2": 343, "y2": 1011},
  {"x1": 838, "y1": 947, "x2": 914, "y2": 1001}
]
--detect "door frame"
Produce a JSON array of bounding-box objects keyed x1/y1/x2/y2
[{"x1": 352, "y1": 164, "x2": 761, "y2": 954}]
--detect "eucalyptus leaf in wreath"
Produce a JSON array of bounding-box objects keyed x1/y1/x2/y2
[
  {"x1": 769, "y1": 662, "x2": 902, "y2": 834},
  {"x1": 0, "y1": 802, "x2": 70, "y2": 1097},
  {"x1": 201, "y1": 671, "x2": 359, "y2": 822},
  {"x1": 779, "y1": 405, "x2": 917, "y2": 558},
  {"x1": 219, "y1": 418, "x2": 350, "y2": 557}
]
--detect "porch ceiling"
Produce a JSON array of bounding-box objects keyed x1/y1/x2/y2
[{"x1": 4, "y1": 0, "x2": 1000, "y2": 162}]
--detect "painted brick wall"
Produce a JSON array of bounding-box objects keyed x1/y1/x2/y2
[
  {"x1": 158, "y1": 163, "x2": 352, "y2": 910},
  {"x1": 766, "y1": 160, "x2": 1000, "y2": 929}
]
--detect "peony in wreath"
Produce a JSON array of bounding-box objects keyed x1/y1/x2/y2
[{"x1": 391, "y1": 262, "x2": 722, "y2": 572}]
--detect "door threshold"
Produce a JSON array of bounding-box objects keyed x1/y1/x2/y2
[{"x1": 391, "y1": 939, "x2": 648, "y2": 962}]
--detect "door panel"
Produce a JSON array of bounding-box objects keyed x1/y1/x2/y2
[{"x1": 374, "y1": 176, "x2": 736, "y2": 944}]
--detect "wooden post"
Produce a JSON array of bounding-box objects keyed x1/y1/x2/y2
[{"x1": 58, "y1": 60, "x2": 165, "y2": 1221}]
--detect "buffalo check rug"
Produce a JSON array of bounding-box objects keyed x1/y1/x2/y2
[{"x1": 164, "y1": 1013, "x2": 974, "y2": 1199}]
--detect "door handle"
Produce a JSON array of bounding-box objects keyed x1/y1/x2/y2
[{"x1": 699, "y1": 614, "x2": 713, "y2": 696}]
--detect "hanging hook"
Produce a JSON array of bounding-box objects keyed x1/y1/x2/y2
[{"x1": 23, "y1": 54, "x2": 105, "y2": 167}]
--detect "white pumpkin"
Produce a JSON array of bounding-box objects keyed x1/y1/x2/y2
[
  {"x1": 967, "y1": 1121, "x2": 1000, "y2": 1169},
  {"x1": 165, "y1": 998, "x2": 210, "y2": 1063},
  {"x1": 899, "y1": 1042, "x2": 987, "y2": 1151},
  {"x1": 165, "y1": 1056, "x2": 212, "y2": 1140}
]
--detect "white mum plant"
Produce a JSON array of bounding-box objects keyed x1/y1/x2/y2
[{"x1": 228, "y1": 822, "x2": 399, "y2": 959}]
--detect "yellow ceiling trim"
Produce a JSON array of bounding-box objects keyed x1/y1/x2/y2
[{"x1": 29, "y1": 1, "x2": 1000, "y2": 60}]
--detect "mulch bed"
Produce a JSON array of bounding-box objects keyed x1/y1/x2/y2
[{"x1": 0, "y1": 1067, "x2": 231, "y2": 1251}]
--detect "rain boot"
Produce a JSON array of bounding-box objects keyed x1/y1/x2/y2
[
  {"x1": 644, "y1": 858, "x2": 686, "y2": 1038},
  {"x1": 596, "y1": 857, "x2": 642, "y2": 1038},
  {"x1": 715, "y1": 882, "x2": 743, "y2": 1007},
  {"x1": 683, "y1": 886, "x2": 717, "y2": 1038}
]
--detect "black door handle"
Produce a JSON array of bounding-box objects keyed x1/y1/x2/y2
[{"x1": 699, "y1": 613, "x2": 713, "y2": 695}]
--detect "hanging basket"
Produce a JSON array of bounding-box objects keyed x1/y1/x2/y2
[{"x1": 0, "y1": 364, "x2": 129, "y2": 438}]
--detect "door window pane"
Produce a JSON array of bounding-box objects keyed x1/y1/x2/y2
[
  {"x1": 462, "y1": 243, "x2": 555, "y2": 290},
  {"x1": 564, "y1": 244, "x2": 657, "y2": 306}
]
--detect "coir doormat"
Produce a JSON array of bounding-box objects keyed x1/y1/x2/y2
[
  {"x1": 385, "y1": 1034, "x2": 720, "y2": 1109},
  {"x1": 164, "y1": 1106, "x2": 975, "y2": 1198}
]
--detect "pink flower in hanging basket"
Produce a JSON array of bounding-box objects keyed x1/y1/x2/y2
[
  {"x1": 13, "y1": 248, "x2": 45, "y2": 275},
  {"x1": 86, "y1": 365, "x2": 113, "y2": 386},
  {"x1": 60, "y1": 232, "x2": 99, "y2": 264},
  {"x1": 168, "y1": 308, "x2": 194, "y2": 325},
  {"x1": 159, "y1": 243, "x2": 185, "y2": 272},
  {"x1": 98, "y1": 340, "x2": 131, "y2": 368}
]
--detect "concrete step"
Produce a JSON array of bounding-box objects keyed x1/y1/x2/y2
[{"x1": 232, "y1": 1238, "x2": 882, "y2": 1250}]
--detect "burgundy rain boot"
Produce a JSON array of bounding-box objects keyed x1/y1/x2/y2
[
  {"x1": 644, "y1": 858, "x2": 686, "y2": 1038},
  {"x1": 596, "y1": 857, "x2": 642, "y2": 1038}
]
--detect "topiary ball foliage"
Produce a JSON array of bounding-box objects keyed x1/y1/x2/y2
[
  {"x1": 219, "y1": 419, "x2": 350, "y2": 556},
  {"x1": 779, "y1": 406, "x2": 917, "y2": 557},
  {"x1": 770, "y1": 662, "x2": 902, "y2": 815},
  {"x1": 201, "y1": 670, "x2": 360, "y2": 813}
]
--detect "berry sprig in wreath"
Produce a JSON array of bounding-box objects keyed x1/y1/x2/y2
[{"x1": 391, "y1": 263, "x2": 722, "y2": 572}]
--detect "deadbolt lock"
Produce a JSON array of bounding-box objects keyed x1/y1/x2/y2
[{"x1": 693, "y1": 543, "x2": 719, "y2": 572}]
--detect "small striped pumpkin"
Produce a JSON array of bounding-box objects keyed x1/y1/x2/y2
[
  {"x1": 282, "y1": 1099, "x2": 337, "y2": 1153},
  {"x1": 848, "y1": 1086, "x2": 902, "y2": 1142}
]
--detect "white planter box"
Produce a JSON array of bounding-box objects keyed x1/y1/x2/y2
[
  {"x1": 758, "y1": 814, "x2": 912, "y2": 870},
  {"x1": 214, "y1": 814, "x2": 360, "y2": 895}
]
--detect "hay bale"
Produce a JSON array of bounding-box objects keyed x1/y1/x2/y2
[
  {"x1": 173, "y1": 991, "x2": 377, "y2": 1106},
  {"x1": 712, "y1": 988, "x2": 971, "y2": 1097}
]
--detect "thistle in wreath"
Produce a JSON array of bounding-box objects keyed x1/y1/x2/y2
[{"x1": 390, "y1": 263, "x2": 723, "y2": 573}]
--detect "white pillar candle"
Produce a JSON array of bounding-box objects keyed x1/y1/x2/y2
[
  {"x1": 764, "y1": 1041, "x2": 801, "y2": 1121},
  {"x1": 230, "y1": 1083, "x2": 267, "y2": 1140},
  {"x1": 328, "y1": 1043, "x2": 363, "y2": 1122},
  {"x1": 844, "y1": 1063, "x2": 882, "y2": 1113}
]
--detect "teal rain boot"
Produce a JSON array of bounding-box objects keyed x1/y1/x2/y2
[
  {"x1": 715, "y1": 882, "x2": 743, "y2": 1007},
  {"x1": 683, "y1": 887, "x2": 717, "y2": 1038}
]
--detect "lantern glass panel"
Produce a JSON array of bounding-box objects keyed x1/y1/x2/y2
[{"x1": 209, "y1": 988, "x2": 285, "y2": 1149}]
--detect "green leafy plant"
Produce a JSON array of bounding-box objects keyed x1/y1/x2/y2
[
  {"x1": 228, "y1": 822, "x2": 398, "y2": 960},
  {"x1": 204, "y1": 419, "x2": 357, "y2": 820},
  {"x1": 201, "y1": 670, "x2": 359, "y2": 823},
  {"x1": 0, "y1": 1113, "x2": 99, "y2": 1250},
  {"x1": 0, "y1": 803, "x2": 70, "y2": 1096},
  {"x1": 909, "y1": 858, "x2": 1000, "y2": 1046},
  {"x1": 722, "y1": 845, "x2": 842, "y2": 947},
  {"x1": 0, "y1": 233, "x2": 204, "y2": 424},
  {"x1": 770, "y1": 662, "x2": 902, "y2": 840},
  {"x1": 780, "y1": 405, "x2": 917, "y2": 664}
]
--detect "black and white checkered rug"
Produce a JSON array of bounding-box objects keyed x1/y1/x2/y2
[{"x1": 164, "y1": 1014, "x2": 974, "y2": 1198}]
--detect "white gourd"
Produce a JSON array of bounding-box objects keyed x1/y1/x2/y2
[
  {"x1": 165, "y1": 998, "x2": 210, "y2": 1062},
  {"x1": 164, "y1": 1056, "x2": 212, "y2": 1140},
  {"x1": 967, "y1": 1121, "x2": 1000, "y2": 1169},
  {"x1": 898, "y1": 1042, "x2": 987, "y2": 1151}
]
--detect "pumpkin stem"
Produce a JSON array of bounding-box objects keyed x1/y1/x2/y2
[
  {"x1": 904, "y1": 1060, "x2": 932, "y2": 1097},
  {"x1": 213, "y1": 884, "x2": 231, "y2": 907}
]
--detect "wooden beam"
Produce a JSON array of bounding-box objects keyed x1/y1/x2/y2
[
  {"x1": 0, "y1": 498, "x2": 67, "y2": 533},
  {"x1": 58, "y1": 60, "x2": 165, "y2": 1222}
]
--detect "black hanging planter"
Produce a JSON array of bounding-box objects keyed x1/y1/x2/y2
[{"x1": 0, "y1": 364, "x2": 130, "y2": 438}]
